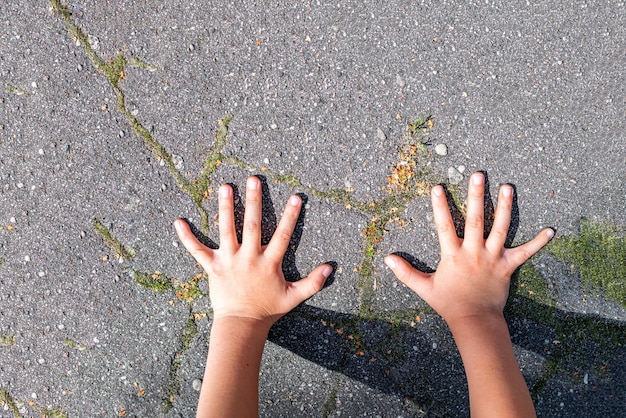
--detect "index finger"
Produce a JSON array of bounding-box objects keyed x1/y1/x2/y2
[
  {"x1": 265, "y1": 195, "x2": 301, "y2": 260},
  {"x1": 431, "y1": 185, "x2": 460, "y2": 251}
]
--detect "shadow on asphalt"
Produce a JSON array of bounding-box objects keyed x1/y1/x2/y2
[
  {"x1": 209, "y1": 176, "x2": 624, "y2": 416},
  {"x1": 268, "y1": 298, "x2": 625, "y2": 417}
]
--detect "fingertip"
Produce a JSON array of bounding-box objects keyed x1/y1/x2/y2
[
  {"x1": 471, "y1": 172, "x2": 484, "y2": 186},
  {"x1": 432, "y1": 185, "x2": 444, "y2": 197},
  {"x1": 501, "y1": 184, "x2": 513, "y2": 198},
  {"x1": 546, "y1": 227, "x2": 555, "y2": 239},
  {"x1": 321, "y1": 264, "x2": 333, "y2": 279},
  {"x1": 219, "y1": 184, "x2": 232, "y2": 198},
  {"x1": 289, "y1": 194, "x2": 301, "y2": 207},
  {"x1": 384, "y1": 255, "x2": 397, "y2": 269},
  {"x1": 247, "y1": 176, "x2": 259, "y2": 190},
  {"x1": 174, "y1": 218, "x2": 186, "y2": 233}
]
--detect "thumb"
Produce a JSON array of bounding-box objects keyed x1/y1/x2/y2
[
  {"x1": 384, "y1": 255, "x2": 432, "y2": 297},
  {"x1": 174, "y1": 219, "x2": 213, "y2": 268},
  {"x1": 287, "y1": 263, "x2": 333, "y2": 306}
]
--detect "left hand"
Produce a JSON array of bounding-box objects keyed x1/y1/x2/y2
[{"x1": 175, "y1": 176, "x2": 332, "y2": 326}]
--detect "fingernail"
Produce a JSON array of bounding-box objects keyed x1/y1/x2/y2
[
  {"x1": 384, "y1": 256, "x2": 396, "y2": 268},
  {"x1": 220, "y1": 185, "x2": 231, "y2": 198},
  {"x1": 322, "y1": 266, "x2": 333, "y2": 278},
  {"x1": 433, "y1": 185, "x2": 444, "y2": 197},
  {"x1": 289, "y1": 195, "x2": 301, "y2": 206},
  {"x1": 173, "y1": 219, "x2": 182, "y2": 230},
  {"x1": 248, "y1": 177, "x2": 259, "y2": 190},
  {"x1": 472, "y1": 173, "x2": 484, "y2": 185},
  {"x1": 546, "y1": 228, "x2": 555, "y2": 239},
  {"x1": 502, "y1": 185, "x2": 513, "y2": 197}
]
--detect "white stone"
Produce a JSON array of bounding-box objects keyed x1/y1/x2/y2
[{"x1": 434, "y1": 144, "x2": 448, "y2": 156}]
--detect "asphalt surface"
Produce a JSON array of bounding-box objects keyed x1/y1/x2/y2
[{"x1": 1, "y1": 1, "x2": 624, "y2": 417}]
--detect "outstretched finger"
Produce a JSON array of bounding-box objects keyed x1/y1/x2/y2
[
  {"x1": 265, "y1": 195, "x2": 301, "y2": 260},
  {"x1": 384, "y1": 255, "x2": 432, "y2": 299},
  {"x1": 242, "y1": 176, "x2": 263, "y2": 252},
  {"x1": 174, "y1": 219, "x2": 214, "y2": 268},
  {"x1": 463, "y1": 172, "x2": 486, "y2": 247},
  {"x1": 431, "y1": 185, "x2": 459, "y2": 251},
  {"x1": 504, "y1": 228, "x2": 555, "y2": 270},
  {"x1": 284, "y1": 264, "x2": 333, "y2": 309},
  {"x1": 217, "y1": 184, "x2": 238, "y2": 252},
  {"x1": 486, "y1": 184, "x2": 513, "y2": 253}
]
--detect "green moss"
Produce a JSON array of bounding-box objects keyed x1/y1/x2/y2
[
  {"x1": 62, "y1": 338, "x2": 90, "y2": 351},
  {"x1": 0, "y1": 333, "x2": 15, "y2": 347},
  {"x1": 321, "y1": 377, "x2": 340, "y2": 418},
  {"x1": 164, "y1": 314, "x2": 198, "y2": 412},
  {"x1": 93, "y1": 218, "x2": 135, "y2": 260},
  {"x1": 129, "y1": 56, "x2": 161, "y2": 72},
  {"x1": 6, "y1": 85, "x2": 27, "y2": 95},
  {"x1": 131, "y1": 270, "x2": 174, "y2": 292},
  {"x1": 510, "y1": 263, "x2": 556, "y2": 309},
  {"x1": 550, "y1": 219, "x2": 625, "y2": 308},
  {"x1": 0, "y1": 389, "x2": 20, "y2": 418}
]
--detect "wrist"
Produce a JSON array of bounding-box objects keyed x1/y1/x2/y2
[
  {"x1": 446, "y1": 311, "x2": 507, "y2": 337},
  {"x1": 211, "y1": 315, "x2": 273, "y2": 337}
]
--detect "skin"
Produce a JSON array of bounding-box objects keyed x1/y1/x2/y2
[
  {"x1": 176, "y1": 172, "x2": 552, "y2": 417},
  {"x1": 385, "y1": 172, "x2": 553, "y2": 418},
  {"x1": 175, "y1": 176, "x2": 331, "y2": 418}
]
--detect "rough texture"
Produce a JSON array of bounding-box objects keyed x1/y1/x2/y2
[{"x1": 0, "y1": 1, "x2": 624, "y2": 417}]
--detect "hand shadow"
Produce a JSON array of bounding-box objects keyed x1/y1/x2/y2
[
  {"x1": 268, "y1": 296, "x2": 625, "y2": 416},
  {"x1": 266, "y1": 171, "x2": 623, "y2": 416}
]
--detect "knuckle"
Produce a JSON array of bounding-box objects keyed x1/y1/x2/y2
[
  {"x1": 437, "y1": 221, "x2": 454, "y2": 234},
  {"x1": 277, "y1": 228, "x2": 292, "y2": 243},
  {"x1": 245, "y1": 219, "x2": 260, "y2": 231},
  {"x1": 465, "y1": 214, "x2": 483, "y2": 229},
  {"x1": 490, "y1": 227, "x2": 508, "y2": 241}
]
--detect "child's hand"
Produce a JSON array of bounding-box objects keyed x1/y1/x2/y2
[
  {"x1": 385, "y1": 172, "x2": 554, "y2": 326},
  {"x1": 175, "y1": 176, "x2": 332, "y2": 326}
]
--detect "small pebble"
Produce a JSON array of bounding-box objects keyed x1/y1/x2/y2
[
  {"x1": 38, "y1": 358, "x2": 45, "y2": 364},
  {"x1": 31, "y1": 82, "x2": 38, "y2": 89},
  {"x1": 270, "y1": 123, "x2": 277, "y2": 130},
  {"x1": 38, "y1": 148, "x2": 44, "y2": 155},
  {"x1": 457, "y1": 165, "x2": 466, "y2": 174},
  {"x1": 171, "y1": 154, "x2": 184, "y2": 170},
  {"x1": 38, "y1": 271, "x2": 45, "y2": 277},
  {"x1": 434, "y1": 144, "x2": 448, "y2": 156},
  {"x1": 57, "y1": 324, "x2": 65, "y2": 330},
  {"x1": 447, "y1": 167, "x2": 464, "y2": 185},
  {"x1": 24, "y1": 255, "x2": 30, "y2": 262},
  {"x1": 376, "y1": 128, "x2": 386, "y2": 141},
  {"x1": 17, "y1": 182, "x2": 24, "y2": 189},
  {"x1": 87, "y1": 35, "x2": 99, "y2": 50},
  {"x1": 432, "y1": 342, "x2": 437, "y2": 349},
  {"x1": 172, "y1": 241, "x2": 179, "y2": 248},
  {"x1": 395, "y1": 75, "x2": 406, "y2": 87},
  {"x1": 263, "y1": 158, "x2": 269, "y2": 164},
  {"x1": 10, "y1": 217, "x2": 16, "y2": 223},
  {"x1": 192, "y1": 379, "x2": 203, "y2": 391}
]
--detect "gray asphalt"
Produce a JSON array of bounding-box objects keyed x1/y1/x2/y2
[{"x1": 1, "y1": 1, "x2": 624, "y2": 417}]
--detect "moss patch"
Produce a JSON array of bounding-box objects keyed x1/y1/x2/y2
[
  {"x1": 131, "y1": 270, "x2": 174, "y2": 292},
  {"x1": 550, "y1": 219, "x2": 625, "y2": 308},
  {"x1": 0, "y1": 389, "x2": 20, "y2": 418},
  {"x1": 93, "y1": 218, "x2": 135, "y2": 260},
  {"x1": 163, "y1": 314, "x2": 198, "y2": 412},
  {"x1": 0, "y1": 333, "x2": 15, "y2": 347}
]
